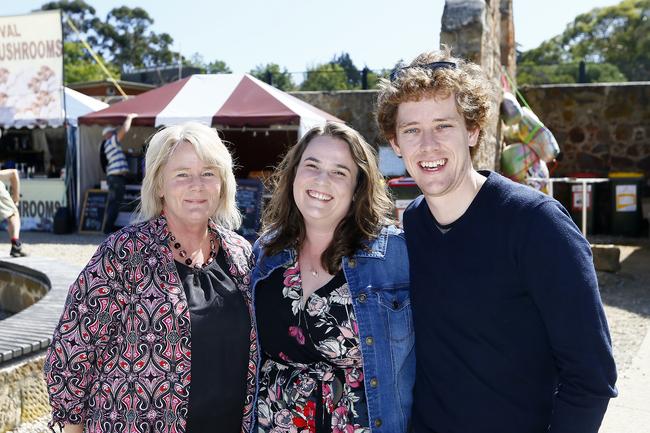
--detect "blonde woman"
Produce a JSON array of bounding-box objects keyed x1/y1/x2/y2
[{"x1": 45, "y1": 122, "x2": 257, "y2": 433}]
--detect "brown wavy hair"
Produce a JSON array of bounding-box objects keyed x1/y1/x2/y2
[
  {"x1": 260, "y1": 121, "x2": 395, "y2": 274},
  {"x1": 376, "y1": 46, "x2": 496, "y2": 156}
]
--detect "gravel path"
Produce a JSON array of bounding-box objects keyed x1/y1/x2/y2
[{"x1": 2, "y1": 232, "x2": 649, "y2": 432}]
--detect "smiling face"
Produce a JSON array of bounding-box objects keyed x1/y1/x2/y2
[
  {"x1": 390, "y1": 94, "x2": 479, "y2": 204},
  {"x1": 292, "y1": 135, "x2": 359, "y2": 231},
  {"x1": 159, "y1": 140, "x2": 222, "y2": 229}
]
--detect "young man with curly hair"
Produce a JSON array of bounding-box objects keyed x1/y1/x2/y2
[{"x1": 376, "y1": 48, "x2": 617, "y2": 433}]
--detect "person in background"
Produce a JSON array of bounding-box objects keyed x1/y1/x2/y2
[
  {"x1": 252, "y1": 121, "x2": 414, "y2": 433},
  {"x1": 101, "y1": 112, "x2": 137, "y2": 234},
  {"x1": 44, "y1": 122, "x2": 258, "y2": 433},
  {"x1": 376, "y1": 47, "x2": 617, "y2": 433},
  {"x1": 0, "y1": 168, "x2": 27, "y2": 257},
  {"x1": 48, "y1": 158, "x2": 59, "y2": 178}
]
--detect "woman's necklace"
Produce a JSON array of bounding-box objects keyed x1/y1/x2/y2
[
  {"x1": 169, "y1": 230, "x2": 216, "y2": 268},
  {"x1": 300, "y1": 255, "x2": 320, "y2": 278}
]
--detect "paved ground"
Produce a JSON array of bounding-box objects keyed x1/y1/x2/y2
[
  {"x1": 593, "y1": 236, "x2": 650, "y2": 433},
  {"x1": 1, "y1": 231, "x2": 649, "y2": 432}
]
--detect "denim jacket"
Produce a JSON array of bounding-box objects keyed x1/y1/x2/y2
[{"x1": 251, "y1": 225, "x2": 415, "y2": 433}]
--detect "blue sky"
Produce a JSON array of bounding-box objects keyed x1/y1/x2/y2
[{"x1": 2, "y1": 0, "x2": 619, "y2": 74}]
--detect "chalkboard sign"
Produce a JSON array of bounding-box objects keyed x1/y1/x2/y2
[
  {"x1": 79, "y1": 189, "x2": 109, "y2": 233},
  {"x1": 236, "y1": 179, "x2": 264, "y2": 242}
]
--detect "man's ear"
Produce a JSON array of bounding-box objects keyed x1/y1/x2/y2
[
  {"x1": 389, "y1": 137, "x2": 402, "y2": 158},
  {"x1": 468, "y1": 128, "x2": 480, "y2": 148}
]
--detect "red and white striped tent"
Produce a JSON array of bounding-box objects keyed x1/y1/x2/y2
[
  {"x1": 79, "y1": 73, "x2": 340, "y2": 134},
  {"x1": 76, "y1": 73, "x2": 342, "y2": 211}
]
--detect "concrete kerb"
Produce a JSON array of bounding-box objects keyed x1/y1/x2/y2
[
  {"x1": 0, "y1": 256, "x2": 82, "y2": 364},
  {"x1": 0, "y1": 256, "x2": 81, "y2": 432}
]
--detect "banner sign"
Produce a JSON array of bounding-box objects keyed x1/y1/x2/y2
[
  {"x1": 0, "y1": 178, "x2": 66, "y2": 232},
  {"x1": 0, "y1": 10, "x2": 64, "y2": 128}
]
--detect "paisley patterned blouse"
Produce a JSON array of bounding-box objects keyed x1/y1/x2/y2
[
  {"x1": 43, "y1": 216, "x2": 258, "y2": 433},
  {"x1": 255, "y1": 260, "x2": 370, "y2": 433}
]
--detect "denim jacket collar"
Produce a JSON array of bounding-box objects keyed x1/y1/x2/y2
[{"x1": 255, "y1": 225, "x2": 397, "y2": 278}]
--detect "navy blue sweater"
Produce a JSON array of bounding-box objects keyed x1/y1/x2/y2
[{"x1": 405, "y1": 171, "x2": 617, "y2": 433}]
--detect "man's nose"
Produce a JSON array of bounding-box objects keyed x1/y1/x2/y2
[{"x1": 421, "y1": 129, "x2": 441, "y2": 150}]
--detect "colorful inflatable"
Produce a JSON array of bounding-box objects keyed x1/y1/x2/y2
[
  {"x1": 527, "y1": 125, "x2": 560, "y2": 163},
  {"x1": 517, "y1": 107, "x2": 544, "y2": 144},
  {"x1": 500, "y1": 142, "x2": 539, "y2": 182},
  {"x1": 525, "y1": 159, "x2": 550, "y2": 194},
  {"x1": 500, "y1": 92, "x2": 523, "y2": 125}
]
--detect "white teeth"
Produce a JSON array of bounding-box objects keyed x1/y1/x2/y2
[
  {"x1": 420, "y1": 159, "x2": 446, "y2": 168},
  {"x1": 308, "y1": 190, "x2": 332, "y2": 201}
]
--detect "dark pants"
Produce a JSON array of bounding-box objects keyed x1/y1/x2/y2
[{"x1": 105, "y1": 174, "x2": 126, "y2": 234}]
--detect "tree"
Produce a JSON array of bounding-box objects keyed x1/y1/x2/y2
[
  {"x1": 63, "y1": 41, "x2": 119, "y2": 84},
  {"x1": 331, "y1": 52, "x2": 360, "y2": 88},
  {"x1": 519, "y1": 0, "x2": 650, "y2": 82},
  {"x1": 41, "y1": 2, "x2": 181, "y2": 82},
  {"x1": 98, "y1": 6, "x2": 176, "y2": 70},
  {"x1": 205, "y1": 60, "x2": 232, "y2": 74},
  {"x1": 517, "y1": 61, "x2": 626, "y2": 85},
  {"x1": 41, "y1": 1, "x2": 121, "y2": 83},
  {"x1": 250, "y1": 63, "x2": 295, "y2": 91},
  {"x1": 41, "y1": 0, "x2": 102, "y2": 46},
  {"x1": 184, "y1": 53, "x2": 232, "y2": 73},
  {"x1": 300, "y1": 63, "x2": 350, "y2": 91}
]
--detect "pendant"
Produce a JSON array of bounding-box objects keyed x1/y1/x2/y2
[{"x1": 193, "y1": 269, "x2": 200, "y2": 286}]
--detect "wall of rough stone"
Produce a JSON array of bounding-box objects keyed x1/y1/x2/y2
[
  {"x1": 0, "y1": 355, "x2": 49, "y2": 433},
  {"x1": 500, "y1": 0, "x2": 516, "y2": 81},
  {"x1": 520, "y1": 83, "x2": 650, "y2": 185},
  {"x1": 0, "y1": 270, "x2": 47, "y2": 313},
  {"x1": 291, "y1": 90, "x2": 383, "y2": 147}
]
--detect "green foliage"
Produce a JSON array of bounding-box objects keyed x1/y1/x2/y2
[
  {"x1": 41, "y1": 0, "x2": 101, "y2": 45},
  {"x1": 63, "y1": 41, "x2": 120, "y2": 84},
  {"x1": 517, "y1": 61, "x2": 627, "y2": 85},
  {"x1": 250, "y1": 63, "x2": 295, "y2": 91},
  {"x1": 99, "y1": 6, "x2": 176, "y2": 70},
  {"x1": 366, "y1": 69, "x2": 391, "y2": 89},
  {"x1": 518, "y1": 0, "x2": 650, "y2": 82},
  {"x1": 300, "y1": 63, "x2": 350, "y2": 91},
  {"x1": 331, "y1": 52, "x2": 360, "y2": 88},
  {"x1": 299, "y1": 52, "x2": 384, "y2": 91},
  {"x1": 205, "y1": 60, "x2": 232, "y2": 74},
  {"x1": 185, "y1": 53, "x2": 232, "y2": 74},
  {"x1": 42, "y1": 2, "x2": 182, "y2": 78}
]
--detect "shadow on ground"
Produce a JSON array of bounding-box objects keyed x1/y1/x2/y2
[{"x1": 13, "y1": 231, "x2": 106, "y2": 246}]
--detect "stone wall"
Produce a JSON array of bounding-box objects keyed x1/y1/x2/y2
[
  {"x1": 0, "y1": 270, "x2": 47, "y2": 314},
  {"x1": 499, "y1": 0, "x2": 516, "y2": 81},
  {"x1": 521, "y1": 82, "x2": 650, "y2": 185},
  {"x1": 291, "y1": 90, "x2": 382, "y2": 147},
  {"x1": 0, "y1": 355, "x2": 49, "y2": 433}
]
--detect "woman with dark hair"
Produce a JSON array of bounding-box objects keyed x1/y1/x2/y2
[{"x1": 252, "y1": 121, "x2": 414, "y2": 433}]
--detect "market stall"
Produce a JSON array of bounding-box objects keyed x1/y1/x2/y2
[
  {"x1": 0, "y1": 87, "x2": 108, "y2": 230},
  {"x1": 77, "y1": 73, "x2": 341, "y2": 232}
]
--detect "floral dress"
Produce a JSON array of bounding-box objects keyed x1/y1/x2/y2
[{"x1": 255, "y1": 260, "x2": 370, "y2": 433}]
